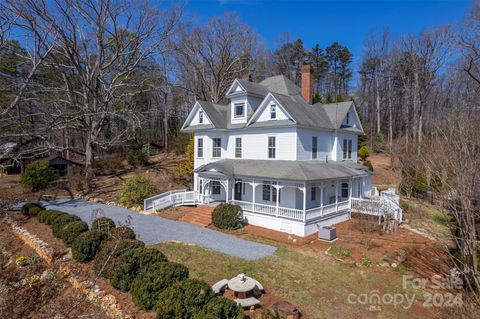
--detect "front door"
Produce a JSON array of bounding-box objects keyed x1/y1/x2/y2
[{"x1": 234, "y1": 181, "x2": 242, "y2": 201}]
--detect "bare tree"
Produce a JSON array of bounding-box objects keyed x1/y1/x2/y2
[
  {"x1": 0, "y1": 0, "x2": 182, "y2": 183},
  {"x1": 173, "y1": 13, "x2": 259, "y2": 103}
]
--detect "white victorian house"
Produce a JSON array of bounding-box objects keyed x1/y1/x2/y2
[{"x1": 144, "y1": 65, "x2": 402, "y2": 237}]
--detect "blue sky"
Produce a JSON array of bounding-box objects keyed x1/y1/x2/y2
[{"x1": 183, "y1": 0, "x2": 473, "y2": 75}]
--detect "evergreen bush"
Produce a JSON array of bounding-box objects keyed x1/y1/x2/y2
[
  {"x1": 212, "y1": 203, "x2": 243, "y2": 230},
  {"x1": 51, "y1": 214, "x2": 81, "y2": 238},
  {"x1": 38, "y1": 210, "x2": 68, "y2": 225},
  {"x1": 110, "y1": 247, "x2": 167, "y2": 291},
  {"x1": 21, "y1": 202, "x2": 44, "y2": 217},
  {"x1": 126, "y1": 146, "x2": 148, "y2": 167},
  {"x1": 110, "y1": 226, "x2": 136, "y2": 240},
  {"x1": 358, "y1": 146, "x2": 370, "y2": 161},
  {"x1": 20, "y1": 160, "x2": 58, "y2": 191},
  {"x1": 192, "y1": 297, "x2": 245, "y2": 319},
  {"x1": 59, "y1": 221, "x2": 89, "y2": 246},
  {"x1": 28, "y1": 206, "x2": 44, "y2": 218},
  {"x1": 118, "y1": 176, "x2": 155, "y2": 207},
  {"x1": 130, "y1": 262, "x2": 189, "y2": 310},
  {"x1": 154, "y1": 279, "x2": 215, "y2": 319},
  {"x1": 71, "y1": 230, "x2": 108, "y2": 262},
  {"x1": 91, "y1": 217, "x2": 116, "y2": 233},
  {"x1": 93, "y1": 239, "x2": 144, "y2": 279}
]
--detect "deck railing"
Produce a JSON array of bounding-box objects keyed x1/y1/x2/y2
[{"x1": 231, "y1": 200, "x2": 304, "y2": 221}]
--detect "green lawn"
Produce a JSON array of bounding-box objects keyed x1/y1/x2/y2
[{"x1": 152, "y1": 241, "x2": 436, "y2": 319}]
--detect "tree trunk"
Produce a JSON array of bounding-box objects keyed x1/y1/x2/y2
[
  {"x1": 375, "y1": 71, "x2": 381, "y2": 134},
  {"x1": 85, "y1": 137, "x2": 95, "y2": 185}
]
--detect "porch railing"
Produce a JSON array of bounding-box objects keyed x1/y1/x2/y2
[
  {"x1": 305, "y1": 200, "x2": 350, "y2": 220},
  {"x1": 231, "y1": 200, "x2": 304, "y2": 221}
]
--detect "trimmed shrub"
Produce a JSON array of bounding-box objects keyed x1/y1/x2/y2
[
  {"x1": 71, "y1": 230, "x2": 108, "y2": 262},
  {"x1": 91, "y1": 217, "x2": 116, "y2": 233},
  {"x1": 118, "y1": 176, "x2": 155, "y2": 208},
  {"x1": 20, "y1": 160, "x2": 59, "y2": 191},
  {"x1": 38, "y1": 210, "x2": 68, "y2": 225},
  {"x1": 130, "y1": 262, "x2": 189, "y2": 310},
  {"x1": 21, "y1": 203, "x2": 44, "y2": 217},
  {"x1": 154, "y1": 279, "x2": 215, "y2": 319},
  {"x1": 93, "y1": 239, "x2": 145, "y2": 279},
  {"x1": 28, "y1": 206, "x2": 44, "y2": 218},
  {"x1": 110, "y1": 226, "x2": 136, "y2": 240},
  {"x1": 192, "y1": 297, "x2": 245, "y2": 319},
  {"x1": 212, "y1": 203, "x2": 243, "y2": 230},
  {"x1": 358, "y1": 146, "x2": 370, "y2": 161},
  {"x1": 52, "y1": 214, "x2": 81, "y2": 238},
  {"x1": 110, "y1": 247, "x2": 167, "y2": 292},
  {"x1": 59, "y1": 221, "x2": 89, "y2": 246}
]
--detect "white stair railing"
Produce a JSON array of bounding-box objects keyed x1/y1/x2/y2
[{"x1": 144, "y1": 189, "x2": 197, "y2": 212}]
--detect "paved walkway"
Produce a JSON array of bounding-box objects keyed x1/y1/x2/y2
[{"x1": 13, "y1": 199, "x2": 276, "y2": 260}]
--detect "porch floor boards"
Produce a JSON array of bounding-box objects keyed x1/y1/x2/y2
[{"x1": 180, "y1": 205, "x2": 213, "y2": 227}]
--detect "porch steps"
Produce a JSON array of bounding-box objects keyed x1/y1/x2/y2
[{"x1": 180, "y1": 206, "x2": 213, "y2": 227}]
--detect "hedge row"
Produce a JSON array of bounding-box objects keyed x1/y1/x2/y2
[{"x1": 21, "y1": 202, "x2": 244, "y2": 318}]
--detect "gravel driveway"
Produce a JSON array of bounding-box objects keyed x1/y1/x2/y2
[{"x1": 14, "y1": 199, "x2": 277, "y2": 260}]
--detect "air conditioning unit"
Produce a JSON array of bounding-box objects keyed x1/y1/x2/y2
[{"x1": 318, "y1": 226, "x2": 337, "y2": 241}]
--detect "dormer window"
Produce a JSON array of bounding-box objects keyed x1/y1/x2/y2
[
  {"x1": 346, "y1": 112, "x2": 350, "y2": 125},
  {"x1": 234, "y1": 102, "x2": 245, "y2": 118},
  {"x1": 199, "y1": 110, "x2": 204, "y2": 124},
  {"x1": 270, "y1": 104, "x2": 276, "y2": 119}
]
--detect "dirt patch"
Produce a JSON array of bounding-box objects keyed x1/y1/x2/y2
[
  {"x1": 154, "y1": 206, "x2": 190, "y2": 221},
  {"x1": 310, "y1": 216, "x2": 435, "y2": 266},
  {"x1": 369, "y1": 153, "x2": 401, "y2": 187}
]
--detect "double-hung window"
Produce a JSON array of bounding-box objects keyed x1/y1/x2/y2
[
  {"x1": 234, "y1": 102, "x2": 245, "y2": 118},
  {"x1": 212, "y1": 138, "x2": 221, "y2": 158},
  {"x1": 199, "y1": 110, "x2": 204, "y2": 124},
  {"x1": 268, "y1": 136, "x2": 276, "y2": 159},
  {"x1": 270, "y1": 104, "x2": 276, "y2": 119},
  {"x1": 311, "y1": 187, "x2": 317, "y2": 201},
  {"x1": 312, "y1": 136, "x2": 318, "y2": 159},
  {"x1": 346, "y1": 112, "x2": 350, "y2": 125},
  {"x1": 262, "y1": 182, "x2": 280, "y2": 202},
  {"x1": 197, "y1": 138, "x2": 203, "y2": 158},
  {"x1": 235, "y1": 138, "x2": 242, "y2": 158},
  {"x1": 342, "y1": 139, "x2": 352, "y2": 160}
]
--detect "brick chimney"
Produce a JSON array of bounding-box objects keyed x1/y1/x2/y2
[{"x1": 301, "y1": 64, "x2": 313, "y2": 104}]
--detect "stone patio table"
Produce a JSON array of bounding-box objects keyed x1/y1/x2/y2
[{"x1": 228, "y1": 274, "x2": 257, "y2": 299}]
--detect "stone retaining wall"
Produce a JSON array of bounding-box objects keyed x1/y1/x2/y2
[{"x1": 6, "y1": 217, "x2": 54, "y2": 264}]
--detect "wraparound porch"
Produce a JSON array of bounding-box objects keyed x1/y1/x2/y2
[{"x1": 197, "y1": 174, "x2": 369, "y2": 224}]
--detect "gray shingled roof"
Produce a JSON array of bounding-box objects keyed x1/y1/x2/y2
[
  {"x1": 236, "y1": 79, "x2": 270, "y2": 97},
  {"x1": 183, "y1": 76, "x2": 361, "y2": 133},
  {"x1": 195, "y1": 159, "x2": 370, "y2": 182},
  {"x1": 315, "y1": 101, "x2": 353, "y2": 129},
  {"x1": 260, "y1": 75, "x2": 301, "y2": 96}
]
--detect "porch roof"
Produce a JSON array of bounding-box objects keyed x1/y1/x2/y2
[{"x1": 195, "y1": 159, "x2": 370, "y2": 182}]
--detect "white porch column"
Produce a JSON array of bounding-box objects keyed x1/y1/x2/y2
[
  {"x1": 225, "y1": 179, "x2": 229, "y2": 203},
  {"x1": 274, "y1": 183, "x2": 283, "y2": 217},
  {"x1": 348, "y1": 178, "x2": 353, "y2": 208},
  {"x1": 249, "y1": 180, "x2": 257, "y2": 212},
  {"x1": 335, "y1": 180, "x2": 339, "y2": 211},
  {"x1": 303, "y1": 183, "x2": 307, "y2": 222},
  {"x1": 320, "y1": 184, "x2": 324, "y2": 216}
]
